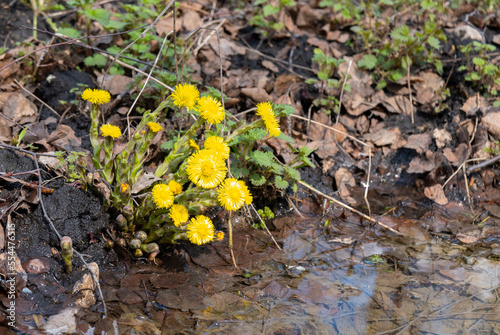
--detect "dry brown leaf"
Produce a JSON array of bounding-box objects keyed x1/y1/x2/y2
[
  {"x1": 424, "y1": 184, "x2": 448, "y2": 205},
  {"x1": 433, "y1": 128, "x2": 452, "y2": 148},
  {"x1": 404, "y1": 133, "x2": 431, "y2": 154},
  {"x1": 181, "y1": 10, "x2": 202, "y2": 32},
  {"x1": 364, "y1": 128, "x2": 401, "y2": 147},
  {"x1": 1, "y1": 93, "x2": 37, "y2": 124},
  {"x1": 461, "y1": 95, "x2": 490, "y2": 116},
  {"x1": 407, "y1": 155, "x2": 435, "y2": 174},
  {"x1": 482, "y1": 111, "x2": 500, "y2": 140},
  {"x1": 240, "y1": 87, "x2": 271, "y2": 103},
  {"x1": 456, "y1": 232, "x2": 479, "y2": 244},
  {"x1": 381, "y1": 94, "x2": 413, "y2": 115},
  {"x1": 97, "y1": 74, "x2": 133, "y2": 95},
  {"x1": 335, "y1": 167, "x2": 357, "y2": 205}
]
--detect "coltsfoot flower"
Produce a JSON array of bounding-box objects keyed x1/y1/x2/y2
[
  {"x1": 120, "y1": 183, "x2": 130, "y2": 194},
  {"x1": 215, "y1": 231, "x2": 225, "y2": 241},
  {"x1": 256, "y1": 102, "x2": 281, "y2": 137},
  {"x1": 186, "y1": 149, "x2": 227, "y2": 189},
  {"x1": 171, "y1": 83, "x2": 199, "y2": 109},
  {"x1": 217, "y1": 178, "x2": 253, "y2": 211},
  {"x1": 167, "y1": 180, "x2": 183, "y2": 195},
  {"x1": 81, "y1": 88, "x2": 111, "y2": 105},
  {"x1": 169, "y1": 204, "x2": 189, "y2": 227},
  {"x1": 100, "y1": 124, "x2": 121, "y2": 138},
  {"x1": 151, "y1": 184, "x2": 174, "y2": 208},
  {"x1": 187, "y1": 215, "x2": 215, "y2": 245},
  {"x1": 197, "y1": 96, "x2": 224, "y2": 124},
  {"x1": 204, "y1": 136, "x2": 230, "y2": 160},
  {"x1": 189, "y1": 139, "x2": 200, "y2": 150},
  {"x1": 147, "y1": 122, "x2": 163, "y2": 133}
]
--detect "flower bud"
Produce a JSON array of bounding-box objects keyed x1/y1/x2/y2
[
  {"x1": 134, "y1": 249, "x2": 143, "y2": 258},
  {"x1": 116, "y1": 214, "x2": 128, "y2": 230},
  {"x1": 129, "y1": 238, "x2": 141, "y2": 249},
  {"x1": 116, "y1": 238, "x2": 127, "y2": 248},
  {"x1": 135, "y1": 231, "x2": 148, "y2": 242},
  {"x1": 122, "y1": 205, "x2": 134, "y2": 219},
  {"x1": 141, "y1": 243, "x2": 159, "y2": 254},
  {"x1": 60, "y1": 236, "x2": 73, "y2": 274},
  {"x1": 105, "y1": 240, "x2": 114, "y2": 249}
]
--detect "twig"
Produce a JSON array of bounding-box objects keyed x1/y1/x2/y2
[
  {"x1": 13, "y1": 80, "x2": 57, "y2": 119},
  {"x1": 405, "y1": 48, "x2": 414, "y2": 124},
  {"x1": 0, "y1": 111, "x2": 37, "y2": 138},
  {"x1": 249, "y1": 204, "x2": 282, "y2": 250},
  {"x1": 298, "y1": 180, "x2": 403, "y2": 235},
  {"x1": 227, "y1": 212, "x2": 238, "y2": 269},
  {"x1": 468, "y1": 155, "x2": 500, "y2": 172}
]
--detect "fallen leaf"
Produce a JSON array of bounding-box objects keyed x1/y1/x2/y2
[
  {"x1": 482, "y1": 111, "x2": 500, "y2": 140},
  {"x1": 433, "y1": 128, "x2": 452, "y2": 148},
  {"x1": 404, "y1": 133, "x2": 432, "y2": 154},
  {"x1": 461, "y1": 95, "x2": 490, "y2": 116},
  {"x1": 424, "y1": 184, "x2": 448, "y2": 205}
]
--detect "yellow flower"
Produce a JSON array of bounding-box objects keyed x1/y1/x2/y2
[
  {"x1": 167, "y1": 180, "x2": 182, "y2": 195},
  {"x1": 100, "y1": 124, "x2": 121, "y2": 138},
  {"x1": 120, "y1": 183, "x2": 129, "y2": 194},
  {"x1": 215, "y1": 231, "x2": 225, "y2": 241},
  {"x1": 197, "y1": 96, "x2": 224, "y2": 124},
  {"x1": 147, "y1": 122, "x2": 163, "y2": 133},
  {"x1": 187, "y1": 215, "x2": 215, "y2": 245},
  {"x1": 151, "y1": 184, "x2": 174, "y2": 209},
  {"x1": 217, "y1": 178, "x2": 253, "y2": 211},
  {"x1": 81, "y1": 88, "x2": 111, "y2": 105},
  {"x1": 186, "y1": 149, "x2": 227, "y2": 189},
  {"x1": 204, "y1": 136, "x2": 230, "y2": 160},
  {"x1": 256, "y1": 102, "x2": 281, "y2": 137},
  {"x1": 169, "y1": 204, "x2": 189, "y2": 227},
  {"x1": 189, "y1": 139, "x2": 200, "y2": 150},
  {"x1": 171, "y1": 83, "x2": 199, "y2": 109}
]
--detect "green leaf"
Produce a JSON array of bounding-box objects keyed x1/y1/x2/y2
[
  {"x1": 284, "y1": 165, "x2": 301, "y2": 181},
  {"x1": 230, "y1": 163, "x2": 249, "y2": 178},
  {"x1": 57, "y1": 27, "x2": 82, "y2": 39},
  {"x1": 250, "y1": 173, "x2": 266, "y2": 186},
  {"x1": 247, "y1": 128, "x2": 268, "y2": 141},
  {"x1": 84, "y1": 8, "x2": 111, "y2": 26},
  {"x1": 275, "y1": 104, "x2": 295, "y2": 116},
  {"x1": 305, "y1": 78, "x2": 318, "y2": 85},
  {"x1": 274, "y1": 175, "x2": 289, "y2": 190},
  {"x1": 160, "y1": 140, "x2": 174, "y2": 151},
  {"x1": 470, "y1": 72, "x2": 481, "y2": 81},
  {"x1": 263, "y1": 4, "x2": 279, "y2": 16},
  {"x1": 427, "y1": 36, "x2": 441, "y2": 49},
  {"x1": 457, "y1": 65, "x2": 468, "y2": 72},
  {"x1": 358, "y1": 54, "x2": 377, "y2": 70},
  {"x1": 17, "y1": 128, "x2": 27, "y2": 147},
  {"x1": 493, "y1": 101, "x2": 500, "y2": 107},
  {"x1": 472, "y1": 57, "x2": 486, "y2": 67},
  {"x1": 390, "y1": 25, "x2": 411, "y2": 42},
  {"x1": 83, "y1": 56, "x2": 95, "y2": 66},
  {"x1": 250, "y1": 150, "x2": 275, "y2": 167},
  {"x1": 277, "y1": 132, "x2": 295, "y2": 143}
]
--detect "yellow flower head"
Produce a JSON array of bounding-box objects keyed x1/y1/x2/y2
[
  {"x1": 256, "y1": 102, "x2": 281, "y2": 138},
  {"x1": 187, "y1": 215, "x2": 215, "y2": 245},
  {"x1": 147, "y1": 122, "x2": 163, "y2": 133},
  {"x1": 100, "y1": 124, "x2": 121, "y2": 138},
  {"x1": 189, "y1": 139, "x2": 200, "y2": 150},
  {"x1": 217, "y1": 178, "x2": 253, "y2": 211},
  {"x1": 186, "y1": 149, "x2": 227, "y2": 189},
  {"x1": 81, "y1": 88, "x2": 111, "y2": 105},
  {"x1": 171, "y1": 83, "x2": 199, "y2": 109},
  {"x1": 151, "y1": 184, "x2": 174, "y2": 209},
  {"x1": 120, "y1": 183, "x2": 130, "y2": 194},
  {"x1": 204, "y1": 136, "x2": 230, "y2": 160},
  {"x1": 169, "y1": 204, "x2": 189, "y2": 227},
  {"x1": 215, "y1": 231, "x2": 225, "y2": 241},
  {"x1": 197, "y1": 96, "x2": 224, "y2": 124},
  {"x1": 167, "y1": 180, "x2": 182, "y2": 195}
]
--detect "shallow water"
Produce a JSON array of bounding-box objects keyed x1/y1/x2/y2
[{"x1": 147, "y1": 212, "x2": 499, "y2": 335}]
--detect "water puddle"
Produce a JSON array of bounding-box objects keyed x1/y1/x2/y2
[{"x1": 123, "y1": 212, "x2": 499, "y2": 335}]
